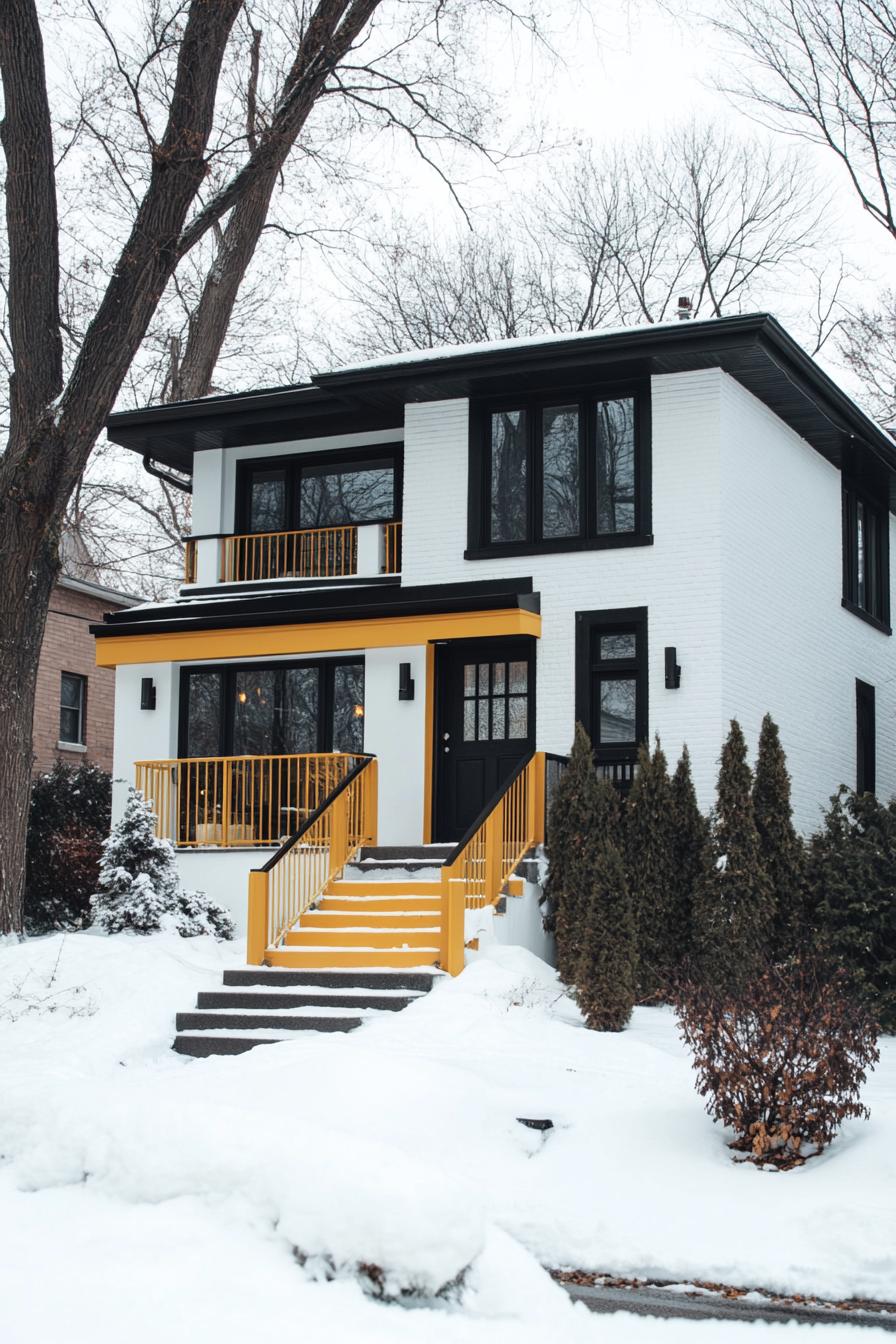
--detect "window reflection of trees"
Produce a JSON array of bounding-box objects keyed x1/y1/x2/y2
[
  {"x1": 490, "y1": 410, "x2": 527, "y2": 542},
  {"x1": 595, "y1": 399, "x2": 635, "y2": 534},
  {"x1": 542, "y1": 405, "x2": 580, "y2": 538},
  {"x1": 299, "y1": 462, "x2": 394, "y2": 527}
]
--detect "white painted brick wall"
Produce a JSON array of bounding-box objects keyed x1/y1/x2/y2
[
  {"x1": 402, "y1": 373, "x2": 728, "y2": 812},
  {"x1": 719, "y1": 373, "x2": 896, "y2": 831}
]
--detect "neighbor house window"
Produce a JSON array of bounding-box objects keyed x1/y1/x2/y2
[
  {"x1": 471, "y1": 385, "x2": 649, "y2": 557},
  {"x1": 843, "y1": 479, "x2": 890, "y2": 631},
  {"x1": 237, "y1": 446, "x2": 401, "y2": 535},
  {"x1": 575, "y1": 608, "x2": 648, "y2": 791},
  {"x1": 59, "y1": 672, "x2": 86, "y2": 746},
  {"x1": 180, "y1": 659, "x2": 365, "y2": 758}
]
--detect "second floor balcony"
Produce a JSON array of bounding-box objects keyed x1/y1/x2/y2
[{"x1": 184, "y1": 520, "x2": 402, "y2": 587}]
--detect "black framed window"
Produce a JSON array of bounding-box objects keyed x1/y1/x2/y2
[
  {"x1": 856, "y1": 679, "x2": 876, "y2": 795},
  {"x1": 461, "y1": 656, "x2": 530, "y2": 742},
  {"x1": 179, "y1": 659, "x2": 365, "y2": 758},
  {"x1": 843, "y1": 475, "x2": 890, "y2": 633},
  {"x1": 60, "y1": 672, "x2": 86, "y2": 745},
  {"x1": 237, "y1": 445, "x2": 402, "y2": 535},
  {"x1": 469, "y1": 383, "x2": 650, "y2": 559},
  {"x1": 575, "y1": 607, "x2": 648, "y2": 789}
]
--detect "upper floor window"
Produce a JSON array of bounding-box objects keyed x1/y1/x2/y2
[
  {"x1": 468, "y1": 385, "x2": 651, "y2": 558},
  {"x1": 60, "y1": 672, "x2": 86, "y2": 746},
  {"x1": 843, "y1": 476, "x2": 890, "y2": 633},
  {"x1": 237, "y1": 445, "x2": 401, "y2": 535}
]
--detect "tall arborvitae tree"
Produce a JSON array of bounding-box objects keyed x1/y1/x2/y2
[
  {"x1": 693, "y1": 720, "x2": 774, "y2": 991},
  {"x1": 577, "y1": 775, "x2": 638, "y2": 1031},
  {"x1": 545, "y1": 723, "x2": 601, "y2": 985},
  {"x1": 624, "y1": 737, "x2": 675, "y2": 997},
  {"x1": 667, "y1": 745, "x2": 710, "y2": 982},
  {"x1": 753, "y1": 713, "x2": 806, "y2": 960},
  {"x1": 808, "y1": 788, "x2": 896, "y2": 1032}
]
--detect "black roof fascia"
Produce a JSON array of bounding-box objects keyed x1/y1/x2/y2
[{"x1": 92, "y1": 576, "x2": 538, "y2": 640}]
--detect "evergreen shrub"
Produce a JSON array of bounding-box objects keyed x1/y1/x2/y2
[
  {"x1": 676, "y1": 960, "x2": 879, "y2": 1168},
  {"x1": 753, "y1": 713, "x2": 806, "y2": 960},
  {"x1": 25, "y1": 761, "x2": 111, "y2": 932},
  {"x1": 544, "y1": 723, "x2": 602, "y2": 984},
  {"x1": 576, "y1": 773, "x2": 638, "y2": 1031},
  {"x1": 91, "y1": 788, "x2": 235, "y2": 939}
]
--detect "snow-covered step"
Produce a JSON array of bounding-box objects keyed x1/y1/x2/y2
[
  {"x1": 176, "y1": 1008, "x2": 382, "y2": 1033},
  {"x1": 283, "y1": 927, "x2": 439, "y2": 948},
  {"x1": 265, "y1": 947, "x2": 440, "y2": 970},
  {"x1": 198, "y1": 987, "x2": 424, "y2": 1011}
]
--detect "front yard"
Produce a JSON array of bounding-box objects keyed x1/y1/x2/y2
[{"x1": 0, "y1": 931, "x2": 893, "y2": 1341}]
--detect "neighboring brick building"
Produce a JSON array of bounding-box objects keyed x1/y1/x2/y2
[{"x1": 33, "y1": 569, "x2": 139, "y2": 776}]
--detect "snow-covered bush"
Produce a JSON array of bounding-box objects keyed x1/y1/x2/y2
[
  {"x1": 675, "y1": 959, "x2": 879, "y2": 1169},
  {"x1": 90, "y1": 789, "x2": 234, "y2": 940}
]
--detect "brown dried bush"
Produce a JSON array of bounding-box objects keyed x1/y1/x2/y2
[{"x1": 675, "y1": 960, "x2": 879, "y2": 1169}]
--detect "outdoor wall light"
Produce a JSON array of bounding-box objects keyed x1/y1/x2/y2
[
  {"x1": 664, "y1": 647, "x2": 682, "y2": 690},
  {"x1": 140, "y1": 677, "x2": 157, "y2": 710},
  {"x1": 398, "y1": 662, "x2": 415, "y2": 701}
]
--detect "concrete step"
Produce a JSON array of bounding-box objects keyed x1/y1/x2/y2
[
  {"x1": 174, "y1": 1034, "x2": 282, "y2": 1057},
  {"x1": 345, "y1": 861, "x2": 444, "y2": 876},
  {"x1": 283, "y1": 927, "x2": 438, "y2": 948},
  {"x1": 222, "y1": 968, "x2": 441, "y2": 991},
  {"x1": 358, "y1": 846, "x2": 453, "y2": 862},
  {"x1": 266, "y1": 947, "x2": 440, "y2": 969},
  {"x1": 197, "y1": 989, "x2": 421, "y2": 1011},
  {"x1": 176, "y1": 1010, "x2": 366, "y2": 1033}
]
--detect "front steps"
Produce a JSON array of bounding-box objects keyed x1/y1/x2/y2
[{"x1": 173, "y1": 967, "x2": 441, "y2": 1057}]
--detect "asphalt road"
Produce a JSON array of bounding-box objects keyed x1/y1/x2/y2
[{"x1": 562, "y1": 1281, "x2": 896, "y2": 1331}]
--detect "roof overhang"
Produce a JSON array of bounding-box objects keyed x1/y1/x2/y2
[{"x1": 105, "y1": 314, "x2": 896, "y2": 506}]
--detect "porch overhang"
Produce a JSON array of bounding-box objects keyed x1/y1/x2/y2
[{"x1": 92, "y1": 577, "x2": 541, "y2": 667}]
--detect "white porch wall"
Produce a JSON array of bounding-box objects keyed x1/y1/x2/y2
[
  {"x1": 111, "y1": 662, "x2": 179, "y2": 824},
  {"x1": 399, "y1": 375, "x2": 726, "y2": 812},
  {"x1": 362, "y1": 645, "x2": 427, "y2": 845},
  {"x1": 719, "y1": 373, "x2": 896, "y2": 831}
]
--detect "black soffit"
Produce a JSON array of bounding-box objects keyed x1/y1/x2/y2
[
  {"x1": 91, "y1": 576, "x2": 539, "y2": 640},
  {"x1": 105, "y1": 314, "x2": 896, "y2": 496}
]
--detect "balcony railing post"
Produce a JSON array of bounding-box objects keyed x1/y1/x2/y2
[
  {"x1": 439, "y1": 874, "x2": 465, "y2": 976},
  {"x1": 247, "y1": 869, "x2": 269, "y2": 964},
  {"x1": 484, "y1": 798, "x2": 504, "y2": 903},
  {"x1": 532, "y1": 752, "x2": 546, "y2": 845},
  {"x1": 362, "y1": 758, "x2": 378, "y2": 845}
]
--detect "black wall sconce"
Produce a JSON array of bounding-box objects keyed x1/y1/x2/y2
[
  {"x1": 664, "y1": 647, "x2": 681, "y2": 690},
  {"x1": 140, "y1": 677, "x2": 157, "y2": 710},
  {"x1": 398, "y1": 662, "x2": 415, "y2": 701}
]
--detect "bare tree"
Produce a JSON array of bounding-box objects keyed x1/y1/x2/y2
[
  {"x1": 0, "y1": 0, "x2": 544, "y2": 935},
  {"x1": 840, "y1": 293, "x2": 896, "y2": 421},
  {"x1": 708, "y1": 0, "x2": 896, "y2": 242},
  {"x1": 331, "y1": 122, "x2": 833, "y2": 359}
]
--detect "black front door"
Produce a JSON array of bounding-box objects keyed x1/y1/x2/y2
[{"x1": 434, "y1": 638, "x2": 536, "y2": 842}]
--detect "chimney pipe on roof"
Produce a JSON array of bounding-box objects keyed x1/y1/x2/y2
[{"x1": 676, "y1": 296, "x2": 693, "y2": 321}]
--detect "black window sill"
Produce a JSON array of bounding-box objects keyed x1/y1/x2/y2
[
  {"x1": 465, "y1": 534, "x2": 654, "y2": 561},
  {"x1": 841, "y1": 597, "x2": 892, "y2": 636}
]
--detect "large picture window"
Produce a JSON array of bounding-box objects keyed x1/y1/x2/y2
[
  {"x1": 180, "y1": 659, "x2": 365, "y2": 758},
  {"x1": 237, "y1": 446, "x2": 401, "y2": 535},
  {"x1": 575, "y1": 607, "x2": 648, "y2": 791},
  {"x1": 470, "y1": 385, "x2": 649, "y2": 558}
]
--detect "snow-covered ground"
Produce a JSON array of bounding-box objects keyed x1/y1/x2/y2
[{"x1": 1, "y1": 931, "x2": 894, "y2": 1343}]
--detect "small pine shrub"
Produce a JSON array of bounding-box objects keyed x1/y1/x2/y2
[
  {"x1": 808, "y1": 787, "x2": 896, "y2": 1031},
  {"x1": 693, "y1": 720, "x2": 774, "y2": 992},
  {"x1": 753, "y1": 714, "x2": 806, "y2": 960},
  {"x1": 576, "y1": 783, "x2": 638, "y2": 1031},
  {"x1": 675, "y1": 960, "x2": 879, "y2": 1168},
  {"x1": 91, "y1": 789, "x2": 234, "y2": 939},
  {"x1": 545, "y1": 723, "x2": 602, "y2": 984},
  {"x1": 666, "y1": 745, "x2": 710, "y2": 982},
  {"x1": 25, "y1": 762, "x2": 112, "y2": 932},
  {"x1": 624, "y1": 737, "x2": 675, "y2": 997}
]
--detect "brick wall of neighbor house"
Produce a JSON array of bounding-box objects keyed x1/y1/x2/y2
[
  {"x1": 32, "y1": 583, "x2": 132, "y2": 775},
  {"x1": 719, "y1": 372, "x2": 896, "y2": 832},
  {"x1": 400, "y1": 372, "x2": 728, "y2": 815}
]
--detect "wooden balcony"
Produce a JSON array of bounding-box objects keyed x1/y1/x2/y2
[
  {"x1": 135, "y1": 752, "x2": 368, "y2": 848},
  {"x1": 183, "y1": 521, "x2": 402, "y2": 586}
]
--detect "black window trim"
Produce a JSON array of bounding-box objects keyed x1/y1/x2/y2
[
  {"x1": 178, "y1": 656, "x2": 366, "y2": 758},
  {"x1": 574, "y1": 606, "x2": 649, "y2": 763},
  {"x1": 842, "y1": 472, "x2": 891, "y2": 635},
  {"x1": 59, "y1": 670, "x2": 87, "y2": 746},
  {"x1": 235, "y1": 442, "x2": 403, "y2": 535},
  {"x1": 466, "y1": 378, "x2": 652, "y2": 560}
]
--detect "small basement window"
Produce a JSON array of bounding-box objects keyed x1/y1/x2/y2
[{"x1": 59, "y1": 672, "x2": 86, "y2": 746}]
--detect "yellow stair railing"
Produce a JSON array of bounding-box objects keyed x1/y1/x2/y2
[
  {"x1": 247, "y1": 754, "x2": 378, "y2": 964},
  {"x1": 439, "y1": 751, "x2": 545, "y2": 975},
  {"x1": 135, "y1": 753, "x2": 367, "y2": 848}
]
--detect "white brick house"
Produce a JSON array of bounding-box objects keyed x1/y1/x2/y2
[{"x1": 93, "y1": 315, "x2": 896, "y2": 953}]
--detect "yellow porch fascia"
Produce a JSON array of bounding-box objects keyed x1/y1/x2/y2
[{"x1": 95, "y1": 606, "x2": 541, "y2": 668}]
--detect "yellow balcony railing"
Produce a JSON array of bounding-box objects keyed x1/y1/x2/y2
[
  {"x1": 135, "y1": 753, "x2": 367, "y2": 848},
  {"x1": 247, "y1": 755, "x2": 377, "y2": 962},
  {"x1": 439, "y1": 751, "x2": 545, "y2": 974},
  {"x1": 220, "y1": 526, "x2": 358, "y2": 582},
  {"x1": 183, "y1": 538, "x2": 198, "y2": 584},
  {"x1": 384, "y1": 521, "x2": 402, "y2": 574}
]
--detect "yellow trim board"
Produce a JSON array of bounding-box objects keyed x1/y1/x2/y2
[{"x1": 95, "y1": 607, "x2": 541, "y2": 667}]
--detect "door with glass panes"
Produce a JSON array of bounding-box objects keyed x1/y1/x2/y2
[{"x1": 434, "y1": 639, "x2": 535, "y2": 842}]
